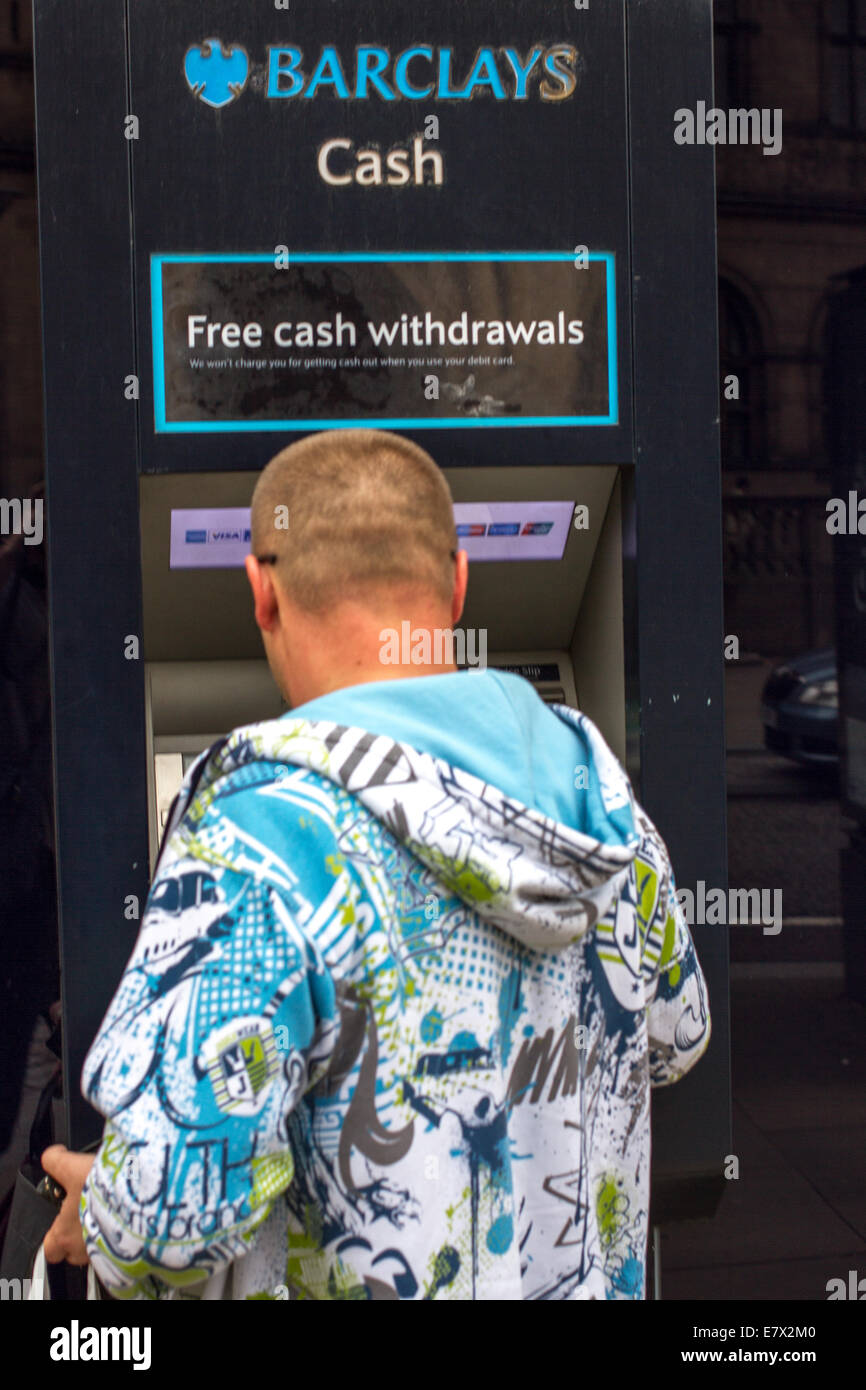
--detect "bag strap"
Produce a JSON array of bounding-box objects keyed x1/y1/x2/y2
[{"x1": 26, "y1": 1067, "x2": 61, "y2": 1172}]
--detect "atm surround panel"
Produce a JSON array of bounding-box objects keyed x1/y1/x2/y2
[
  {"x1": 141, "y1": 463, "x2": 628, "y2": 866},
  {"x1": 146, "y1": 650, "x2": 581, "y2": 870}
]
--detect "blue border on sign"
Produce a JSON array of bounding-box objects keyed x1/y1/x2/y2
[{"x1": 150, "y1": 251, "x2": 619, "y2": 433}]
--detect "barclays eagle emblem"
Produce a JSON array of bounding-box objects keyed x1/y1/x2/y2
[{"x1": 184, "y1": 38, "x2": 249, "y2": 109}]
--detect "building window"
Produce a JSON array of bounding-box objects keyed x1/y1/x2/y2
[
  {"x1": 714, "y1": 0, "x2": 754, "y2": 108},
  {"x1": 825, "y1": 0, "x2": 866, "y2": 131},
  {"x1": 719, "y1": 280, "x2": 766, "y2": 469}
]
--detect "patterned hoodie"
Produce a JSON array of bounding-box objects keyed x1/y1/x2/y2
[{"x1": 79, "y1": 670, "x2": 710, "y2": 1300}]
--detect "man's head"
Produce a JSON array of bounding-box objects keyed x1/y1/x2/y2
[{"x1": 245, "y1": 429, "x2": 468, "y2": 707}]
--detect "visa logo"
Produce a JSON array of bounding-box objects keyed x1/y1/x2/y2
[{"x1": 208, "y1": 528, "x2": 252, "y2": 543}]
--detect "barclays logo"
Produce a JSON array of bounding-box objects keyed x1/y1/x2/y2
[
  {"x1": 184, "y1": 38, "x2": 249, "y2": 109},
  {"x1": 183, "y1": 40, "x2": 579, "y2": 108}
]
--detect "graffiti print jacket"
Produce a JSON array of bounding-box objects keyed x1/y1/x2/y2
[{"x1": 80, "y1": 670, "x2": 710, "y2": 1300}]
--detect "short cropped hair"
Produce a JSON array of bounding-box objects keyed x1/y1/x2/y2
[{"x1": 250, "y1": 428, "x2": 457, "y2": 612}]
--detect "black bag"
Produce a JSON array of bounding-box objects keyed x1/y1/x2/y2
[{"x1": 0, "y1": 1070, "x2": 87, "y2": 1298}]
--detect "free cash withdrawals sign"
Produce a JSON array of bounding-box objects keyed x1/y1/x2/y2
[{"x1": 151, "y1": 252, "x2": 617, "y2": 432}]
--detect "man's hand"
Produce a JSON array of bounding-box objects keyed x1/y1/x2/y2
[{"x1": 41, "y1": 1145, "x2": 95, "y2": 1266}]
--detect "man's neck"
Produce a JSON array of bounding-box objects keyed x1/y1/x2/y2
[
  {"x1": 279, "y1": 604, "x2": 462, "y2": 707},
  {"x1": 289, "y1": 657, "x2": 459, "y2": 708}
]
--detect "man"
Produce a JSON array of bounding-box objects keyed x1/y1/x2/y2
[{"x1": 43, "y1": 428, "x2": 709, "y2": 1300}]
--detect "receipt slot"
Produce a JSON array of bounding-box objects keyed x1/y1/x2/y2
[{"x1": 35, "y1": 0, "x2": 728, "y2": 1235}]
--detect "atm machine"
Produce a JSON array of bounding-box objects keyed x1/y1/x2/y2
[
  {"x1": 141, "y1": 465, "x2": 625, "y2": 871},
  {"x1": 35, "y1": 0, "x2": 729, "y2": 1270}
]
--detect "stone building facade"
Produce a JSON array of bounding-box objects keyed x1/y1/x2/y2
[{"x1": 716, "y1": 0, "x2": 864, "y2": 654}]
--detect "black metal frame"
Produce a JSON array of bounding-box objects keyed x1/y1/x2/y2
[
  {"x1": 626, "y1": 0, "x2": 730, "y2": 1219},
  {"x1": 34, "y1": 2, "x2": 149, "y2": 1144}
]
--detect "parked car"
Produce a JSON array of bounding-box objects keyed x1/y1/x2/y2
[{"x1": 760, "y1": 648, "x2": 838, "y2": 765}]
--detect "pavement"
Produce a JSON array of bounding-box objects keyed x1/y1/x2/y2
[
  {"x1": 660, "y1": 973, "x2": 866, "y2": 1300},
  {"x1": 658, "y1": 655, "x2": 866, "y2": 1300}
]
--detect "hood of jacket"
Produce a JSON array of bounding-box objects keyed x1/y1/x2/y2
[{"x1": 179, "y1": 671, "x2": 642, "y2": 952}]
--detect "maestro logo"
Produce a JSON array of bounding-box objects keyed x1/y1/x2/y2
[{"x1": 184, "y1": 37, "x2": 249, "y2": 109}]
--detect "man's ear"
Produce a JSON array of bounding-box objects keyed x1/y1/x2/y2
[
  {"x1": 451, "y1": 549, "x2": 469, "y2": 625},
  {"x1": 245, "y1": 554, "x2": 280, "y2": 633}
]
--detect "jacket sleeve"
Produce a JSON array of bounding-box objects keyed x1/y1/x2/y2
[
  {"x1": 78, "y1": 800, "x2": 339, "y2": 1300},
  {"x1": 634, "y1": 807, "x2": 711, "y2": 1089}
]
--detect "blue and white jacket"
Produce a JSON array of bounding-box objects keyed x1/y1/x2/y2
[{"x1": 80, "y1": 670, "x2": 710, "y2": 1300}]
